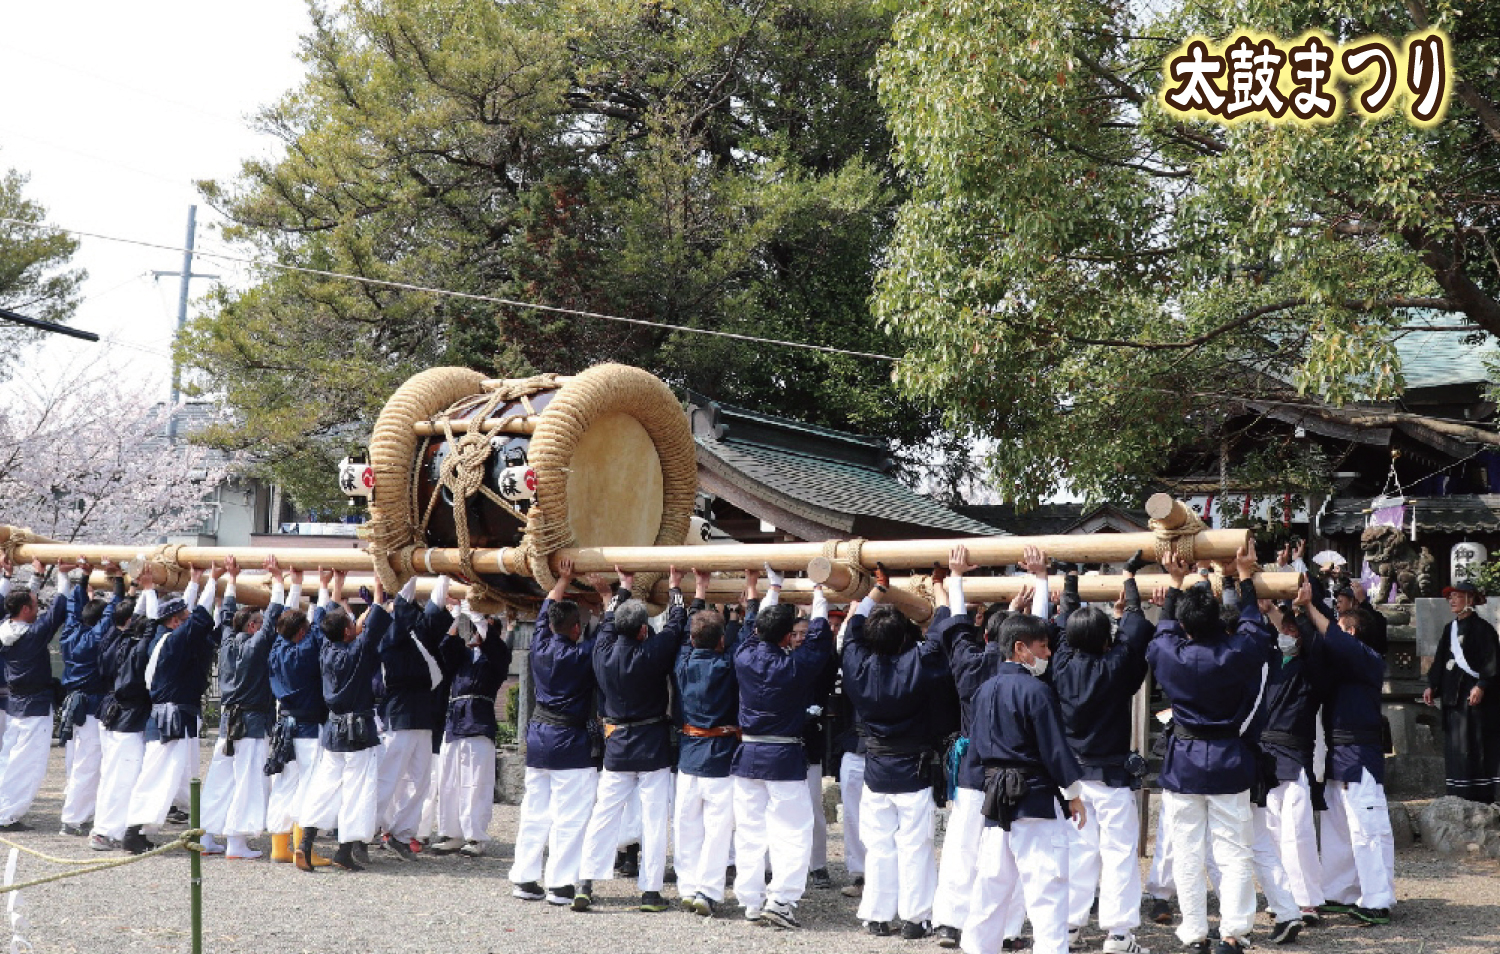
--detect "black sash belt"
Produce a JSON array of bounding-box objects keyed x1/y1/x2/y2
[
  {"x1": 1172, "y1": 722, "x2": 1240, "y2": 742},
  {"x1": 531, "y1": 703, "x2": 586, "y2": 729}
]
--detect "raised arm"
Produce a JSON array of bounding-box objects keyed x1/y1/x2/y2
[{"x1": 1021, "y1": 546, "x2": 1049, "y2": 618}]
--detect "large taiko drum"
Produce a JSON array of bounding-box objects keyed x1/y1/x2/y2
[{"x1": 364, "y1": 363, "x2": 698, "y2": 604}]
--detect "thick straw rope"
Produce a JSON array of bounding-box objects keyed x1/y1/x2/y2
[
  {"x1": 819, "y1": 538, "x2": 873, "y2": 603},
  {"x1": 523, "y1": 364, "x2": 698, "y2": 602},
  {"x1": 366, "y1": 364, "x2": 697, "y2": 614},
  {"x1": 368, "y1": 367, "x2": 488, "y2": 595},
  {"x1": 1149, "y1": 507, "x2": 1210, "y2": 566}
]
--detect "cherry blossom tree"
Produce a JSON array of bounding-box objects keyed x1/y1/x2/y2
[{"x1": 0, "y1": 363, "x2": 227, "y2": 543}]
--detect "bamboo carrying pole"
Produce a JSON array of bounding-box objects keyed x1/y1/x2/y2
[
  {"x1": 542, "y1": 528, "x2": 1251, "y2": 576},
  {"x1": 0, "y1": 527, "x2": 1249, "y2": 578}
]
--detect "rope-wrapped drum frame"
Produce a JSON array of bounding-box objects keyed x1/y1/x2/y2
[{"x1": 365, "y1": 363, "x2": 698, "y2": 611}]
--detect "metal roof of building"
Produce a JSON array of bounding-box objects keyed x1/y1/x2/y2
[
  {"x1": 690, "y1": 398, "x2": 1002, "y2": 539},
  {"x1": 1394, "y1": 316, "x2": 1497, "y2": 390},
  {"x1": 1320, "y1": 495, "x2": 1500, "y2": 536}
]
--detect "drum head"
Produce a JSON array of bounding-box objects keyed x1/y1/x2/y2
[{"x1": 565, "y1": 411, "x2": 664, "y2": 548}]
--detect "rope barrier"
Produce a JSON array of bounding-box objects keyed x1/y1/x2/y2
[{"x1": 0, "y1": 829, "x2": 202, "y2": 895}]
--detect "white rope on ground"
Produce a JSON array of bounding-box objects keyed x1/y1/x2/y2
[
  {"x1": 0, "y1": 217, "x2": 903, "y2": 363},
  {"x1": 0, "y1": 830, "x2": 203, "y2": 896}
]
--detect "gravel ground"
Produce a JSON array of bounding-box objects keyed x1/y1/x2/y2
[{"x1": 3, "y1": 742, "x2": 1497, "y2": 953}]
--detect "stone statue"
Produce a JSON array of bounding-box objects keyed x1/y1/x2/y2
[{"x1": 1360, "y1": 524, "x2": 1435, "y2": 604}]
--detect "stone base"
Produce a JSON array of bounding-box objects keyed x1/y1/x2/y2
[
  {"x1": 1417, "y1": 796, "x2": 1500, "y2": 858},
  {"x1": 494, "y1": 743, "x2": 526, "y2": 805}
]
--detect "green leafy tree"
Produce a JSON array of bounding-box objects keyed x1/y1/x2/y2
[
  {"x1": 872, "y1": 0, "x2": 1500, "y2": 506},
  {"x1": 0, "y1": 166, "x2": 84, "y2": 369},
  {"x1": 184, "y1": 0, "x2": 928, "y2": 510}
]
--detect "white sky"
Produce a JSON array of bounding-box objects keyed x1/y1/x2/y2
[{"x1": 0, "y1": 1, "x2": 312, "y2": 392}]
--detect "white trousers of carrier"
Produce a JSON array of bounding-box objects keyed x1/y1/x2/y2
[
  {"x1": 580, "y1": 767, "x2": 672, "y2": 891},
  {"x1": 266, "y1": 738, "x2": 322, "y2": 834},
  {"x1": 377, "y1": 728, "x2": 433, "y2": 842},
  {"x1": 1263, "y1": 772, "x2": 1322, "y2": 910},
  {"x1": 934, "y1": 787, "x2": 1023, "y2": 937},
  {"x1": 858, "y1": 786, "x2": 937, "y2": 925},
  {"x1": 434, "y1": 736, "x2": 496, "y2": 844},
  {"x1": 1067, "y1": 780, "x2": 1141, "y2": 934},
  {"x1": 0, "y1": 716, "x2": 52, "y2": 825},
  {"x1": 61, "y1": 716, "x2": 104, "y2": 826},
  {"x1": 93, "y1": 730, "x2": 145, "y2": 841},
  {"x1": 1320, "y1": 768, "x2": 1395, "y2": 910},
  {"x1": 1162, "y1": 789, "x2": 1255, "y2": 945},
  {"x1": 298, "y1": 747, "x2": 379, "y2": 844},
  {"x1": 127, "y1": 737, "x2": 196, "y2": 830},
  {"x1": 732, "y1": 776, "x2": 813, "y2": 912},
  {"x1": 962, "y1": 818, "x2": 1072, "y2": 954},
  {"x1": 674, "y1": 772, "x2": 735, "y2": 902},
  {"x1": 200, "y1": 736, "x2": 270, "y2": 838},
  {"x1": 839, "y1": 753, "x2": 867, "y2": 877},
  {"x1": 510, "y1": 766, "x2": 598, "y2": 887}
]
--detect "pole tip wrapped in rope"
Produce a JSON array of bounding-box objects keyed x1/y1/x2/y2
[{"x1": 1146, "y1": 494, "x2": 1211, "y2": 566}]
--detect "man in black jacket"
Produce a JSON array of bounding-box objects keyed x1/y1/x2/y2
[{"x1": 1423, "y1": 580, "x2": 1500, "y2": 801}]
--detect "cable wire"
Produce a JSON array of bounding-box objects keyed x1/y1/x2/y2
[{"x1": 0, "y1": 217, "x2": 902, "y2": 363}]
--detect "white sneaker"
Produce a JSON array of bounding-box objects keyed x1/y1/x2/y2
[
  {"x1": 198, "y1": 834, "x2": 225, "y2": 855},
  {"x1": 430, "y1": 836, "x2": 465, "y2": 854},
  {"x1": 744, "y1": 906, "x2": 763, "y2": 922},
  {"x1": 459, "y1": 840, "x2": 485, "y2": 857},
  {"x1": 1067, "y1": 927, "x2": 1083, "y2": 952},
  {"x1": 1103, "y1": 932, "x2": 1150, "y2": 954}
]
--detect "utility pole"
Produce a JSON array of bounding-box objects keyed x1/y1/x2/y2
[{"x1": 152, "y1": 205, "x2": 218, "y2": 441}]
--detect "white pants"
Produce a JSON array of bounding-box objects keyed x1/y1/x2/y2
[
  {"x1": 299, "y1": 747, "x2": 379, "y2": 843},
  {"x1": 674, "y1": 773, "x2": 735, "y2": 901},
  {"x1": 266, "y1": 738, "x2": 322, "y2": 834},
  {"x1": 1162, "y1": 790, "x2": 1255, "y2": 944},
  {"x1": 510, "y1": 766, "x2": 598, "y2": 887},
  {"x1": 581, "y1": 768, "x2": 672, "y2": 890},
  {"x1": 808, "y1": 763, "x2": 828, "y2": 871},
  {"x1": 1147, "y1": 800, "x2": 1220, "y2": 901},
  {"x1": 62, "y1": 716, "x2": 104, "y2": 826},
  {"x1": 962, "y1": 818, "x2": 1071, "y2": 954},
  {"x1": 733, "y1": 775, "x2": 814, "y2": 910},
  {"x1": 418, "y1": 757, "x2": 440, "y2": 841},
  {"x1": 1251, "y1": 805, "x2": 1300, "y2": 922},
  {"x1": 0, "y1": 715, "x2": 53, "y2": 825},
  {"x1": 1067, "y1": 781, "x2": 1141, "y2": 933},
  {"x1": 1321, "y1": 769, "x2": 1395, "y2": 910},
  {"x1": 936, "y1": 788, "x2": 1026, "y2": 936},
  {"x1": 1264, "y1": 773, "x2": 1321, "y2": 909},
  {"x1": 377, "y1": 728, "x2": 434, "y2": 842},
  {"x1": 839, "y1": 753, "x2": 867, "y2": 877},
  {"x1": 434, "y1": 736, "x2": 496, "y2": 843},
  {"x1": 93, "y1": 730, "x2": 145, "y2": 840},
  {"x1": 128, "y1": 737, "x2": 197, "y2": 830},
  {"x1": 200, "y1": 737, "x2": 270, "y2": 838},
  {"x1": 858, "y1": 786, "x2": 937, "y2": 924}
]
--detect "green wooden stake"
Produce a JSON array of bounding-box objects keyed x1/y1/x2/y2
[{"x1": 190, "y1": 776, "x2": 202, "y2": 954}]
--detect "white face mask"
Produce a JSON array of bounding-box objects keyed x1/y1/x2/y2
[
  {"x1": 1018, "y1": 646, "x2": 1049, "y2": 677},
  {"x1": 1277, "y1": 634, "x2": 1298, "y2": 656}
]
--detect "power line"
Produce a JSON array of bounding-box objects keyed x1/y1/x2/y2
[{"x1": 0, "y1": 217, "x2": 904, "y2": 363}]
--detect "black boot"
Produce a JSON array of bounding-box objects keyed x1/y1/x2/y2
[
  {"x1": 121, "y1": 825, "x2": 154, "y2": 855},
  {"x1": 351, "y1": 841, "x2": 370, "y2": 865},
  {"x1": 295, "y1": 826, "x2": 319, "y2": 872},
  {"x1": 614, "y1": 843, "x2": 639, "y2": 878},
  {"x1": 332, "y1": 841, "x2": 364, "y2": 872}
]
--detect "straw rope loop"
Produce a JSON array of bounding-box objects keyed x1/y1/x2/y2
[
  {"x1": 0, "y1": 527, "x2": 40, "y2": 567},
  {"x1": 1149, "y1": 507, "x2": 1209, "y2": 567}
]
